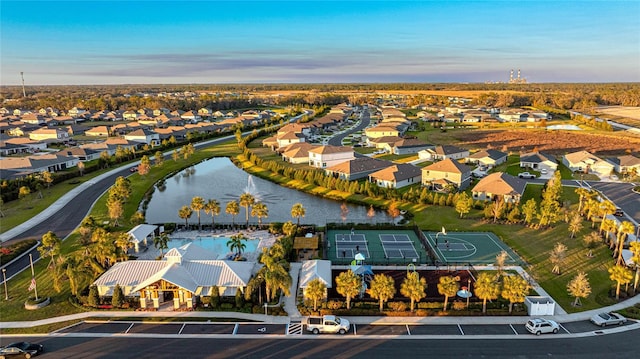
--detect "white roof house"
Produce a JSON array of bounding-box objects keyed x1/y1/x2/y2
[
  {"x1": 299, "y1": 259, "x2": 332, "y2": 289},
  {"x1": 93, "y1": 243, "x2": 255, "y2": 298},
  {"x1": 127, "y1": 224, "x2": 158, "y2": 252}
]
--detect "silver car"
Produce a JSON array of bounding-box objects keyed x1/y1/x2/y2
[
  {"x1": 525, "y1": 318, "x2": 560, "y2": 335},
  {"x1": 590, "y1": 312, "x2": 627, "y2": 327}
]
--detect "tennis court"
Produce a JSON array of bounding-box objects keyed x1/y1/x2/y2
[
  {"x1": 327, "y1": 229, "x2": 428, "y2": 265},
  {"x1": 379, "y1": 234, "x2": 420, "y2": 259},
  {"x1": 422, "y1": 231, "x2": 523, "y2": 265},
  {"x1": 335, "y1": 233, "x2": 370, "y2": 259}
]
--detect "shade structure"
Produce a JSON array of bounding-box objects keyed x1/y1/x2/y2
[
  {"x1": 457, "y1": 287, "x2": 472, "y2": 298},
  {"x1": 354, "y1": 252, "x2": 365, "y2": 261}
]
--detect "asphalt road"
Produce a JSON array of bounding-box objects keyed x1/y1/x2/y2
[
  {"x1": 327, "y1": 109, "x2": 371, "y2": 147},
  {"x1": 5, "y1": 329, "x2": 639, "y2": 359}
]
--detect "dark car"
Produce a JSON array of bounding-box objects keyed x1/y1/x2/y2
[{"x1": 0, "y1": 342, "x2": 44, "y2": 358}]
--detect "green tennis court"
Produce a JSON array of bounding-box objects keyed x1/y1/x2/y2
[
  {"x1": 422, "y1": 231, "x2": 524, "y2": 265},
  {"x1": 327, "y1": 229, "x2": 428, "y2": 265}
]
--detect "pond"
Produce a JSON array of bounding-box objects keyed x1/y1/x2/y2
[
  {"x1": 546, "y1": 124, "x2": 582, "y2": 131},
  {"x1": 144, "y1": 157, "x2": 393, "y2": 226}
]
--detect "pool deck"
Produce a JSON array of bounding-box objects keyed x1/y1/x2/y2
[{"x1": 134, "y1": 229, "x2": 280, "y2": 261}]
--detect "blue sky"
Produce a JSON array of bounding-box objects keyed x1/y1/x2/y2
[{"x1": 1, "y1": 0, "x2": 639, "y2": 85}]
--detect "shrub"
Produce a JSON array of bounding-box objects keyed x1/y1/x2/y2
[
  {"x1": 87, "y1": 285, "x2": 100, "y2": 308},
  {"x1": 235, "y1": 290, "x2": 244, "y2": 308},
  {"x1": 388, "y1": 301, "x2": 407, "y2": 312},
  {"x1": 452, "y1": 301, "x2": 467, "y2": 311},
  {"x1": 111, "y1": 284, "x2": 125, "y2": 308},
  {"x1": 417, "y1": 302, "x2": 441, "y2": 309},
  {"x1": 210, "y1": 286, "x2": 220, "y2": 308},
  {"x1": 327, "y1": 300, "x2": 343, "y2": 310},
  {"x1": 220, "y1": 303, "x2": 234, "y2": 310}
]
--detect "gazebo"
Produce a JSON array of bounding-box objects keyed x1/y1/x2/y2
[{"x1": 294, "y1": 234, "x2": 319, "y2": 261}]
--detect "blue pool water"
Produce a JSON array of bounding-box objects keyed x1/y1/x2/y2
[{"x1": 168, "y1": 237, "x2": 260, "y2": 259}]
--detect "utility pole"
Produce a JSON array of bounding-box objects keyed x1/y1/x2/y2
[{"x1": 20, "y1": 72, "x2": 26, "y2": 98}]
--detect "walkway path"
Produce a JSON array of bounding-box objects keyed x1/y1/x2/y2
[{"x1": 284, "y1": 262, "x2": 302, "y2": 319}]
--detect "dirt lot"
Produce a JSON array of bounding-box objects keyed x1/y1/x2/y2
[{"x1": 454, "y1": 129, "x2": 640, "y2": 156}]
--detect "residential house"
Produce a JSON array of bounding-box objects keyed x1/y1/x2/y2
[
  {"x1": 181, "y1": 110, "x2": 202, "y2": 123},
  {"x1": 85, "y1": 126, "x2": 110, "y2": 137},
  {"x1": 92, "y1": 242, "x2": 255, "y2": 310},
  {"x1": 392, "y1": 138, "x2": 433, "y2": 155},
  {"x1": 467, "y1": 149, "x2": 508, "y2": 168},
  {"x1": 563, "y1": 150, "x2": 614, "y2": 176},
  {"x1": 63, "y1": 147, "x2": 101, "y2": 162},
  {"x1": 364, "y1": 125, "x2": 400, "y2": 141},
  {"x1": 520, "y1": 151, "x2": 558, "y2": 171},
  {"x1": 472, "y1": 172, "x2": 527, "y2": 203},
  {"x1": 422, "y1": 158, "x2": 472, "y2": 191},
  {"x1": 0, "y1": 153, "x2": 79, "y2": 176},
  {"x1": 280, "y1": 143, "x2": 318, "y2": 164},
  {"x1": 308, "y1": 145, "x2": 355, "y2": 169},
  {"x1": 325, "y1": 157, "x2": 391, "y2": 181},
  {"x1": 3, "y1": 137, "x2": 47, "y2": 153},
  {"x1": 607, "y1": 155, "x2": 640, "y2": 175},
  {"x1": 368, "y1": 163, "x2": 422, "y2": 189},
  {"x1": 124, "y1": 128, "x2": 160, "y2": 146},
  {"x1": 419, "y1": 145, "x2": 469, "y2": 161},
  {"x1": 123, "y1": 110, "x2": 140, "y2": 120},
  {"x1": 28, "y1": 127, "x2": 69, "y2": 141}
]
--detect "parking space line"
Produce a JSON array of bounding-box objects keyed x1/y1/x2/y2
[
  {"x1": 509, "y1": 324, "x2": 518, "y2": 335},
  {"x1": 232, "y1": 323, "x2": 238, "y2": 335},
  {"x1": 406, "y1": 324, "x2": 411, "y2": 335},
  {"x1": 178, "y1": 323, "x2": 186, "y2": 335},
  {"x1": 124, "y1": 323, "x2": 134, "y2": 334},
  {"x1": 559, "y1": 324, "x2": 571, "y2": 334},
  {"x1": 457, "y1": 324, "x2": 465, "y2": 335},
  {"x1": 354, "y1": 324, "x2": 357, "y2": 336}
]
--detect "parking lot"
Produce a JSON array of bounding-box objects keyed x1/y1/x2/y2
[{"x1": 56, "y1": 319, "x2": 635, "y2": 337}]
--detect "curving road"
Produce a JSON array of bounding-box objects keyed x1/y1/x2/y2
[{"x1": 327, "y1": 108, "x2": 371, "y2": 147}]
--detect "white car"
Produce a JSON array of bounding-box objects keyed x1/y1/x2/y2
[
  {"x1": 525, "y1": 318, "x2": 560, "y2": 335},
  {"x1": 590, "y1": 312, "x2": 627, "y2": 327},
  {"x1": 518, "y1": 172, "x2": 536, "y2": 179}
]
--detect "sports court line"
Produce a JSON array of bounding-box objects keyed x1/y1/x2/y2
[
  {"x1": 178, "y1": 323, "x2": 186, "y2": 335},
  {"x1": 484, "y1": 233, "x2": 517, "y2": 262}
]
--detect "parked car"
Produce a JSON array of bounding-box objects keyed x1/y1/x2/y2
[
  {"x1": 0, "y1": 342, "x2": 44, "y2": 358},
  {"x1": 540, "y1": 168, "x2": 548, "y2": 174},
  {"x1": 525, "y1": 318, "x2": 559, "y2": 335},
  {"x1": 304, "y1": 315, "x2": 350, "y2": 334},
  {"x1": 590, "y1": 312, "x2": 627, "y2": 327},
  {"x1": 614, "y1": 208, "x2": 624, "y2": 217},
  {"x1": 129, "y1": 166, "x2": 138, "y2": 172},
  {"x1": 518, "y1": 172, "x2": 536, "y2": 179}
]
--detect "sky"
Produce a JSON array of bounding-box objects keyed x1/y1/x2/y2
[{"x1": 1, "y1": 0, "x2": 639, "y2": 85}]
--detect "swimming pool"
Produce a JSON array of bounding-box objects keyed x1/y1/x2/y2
[{"x1": 168, "y1": 236, "x2": 260, "y2": 259}]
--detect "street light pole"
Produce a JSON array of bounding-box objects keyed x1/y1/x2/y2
[
  {"x1": 466, "y1": 278, "x2": 471, "y2": 309},
  {"x1": 2, "y1": 268, "x2": 8, "y2": 300}
]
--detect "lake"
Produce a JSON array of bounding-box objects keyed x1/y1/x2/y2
[{"x1": 145, "y1": 157, "x2": 393, "y2": 226}]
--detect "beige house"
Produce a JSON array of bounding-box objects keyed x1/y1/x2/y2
[
  {"x1": 472, "y1": 172, "x2": 527, "y2": 203},
  {"x1": 85, "y1": 126, "x2": 110, "y2": 137},
  {"x1": 607, "y1": 155, "x2": 640, "y2": 175},
  {"x1": 325, "y1": 157, "x2": 391, "y2": 181},
  {"x1": 422, "y1": 158, "x2": 472, "y2": 191},
  {"x1": 281, "y1": 142, "x2": 318, "y2": 164},
  {"x1": 364, "y1": 125, "x2": 400, "y2": 140},
  {"x1": 28, "y1": 127, "x2": 69, "y2": 141},
  {"x1": 563, "y1": 150, "x2": 614, "y2": 176},
  {"x1": 419, "y1": 145, "x2": 469, "y2": 161},
  {"x1": 368, "y1": 163, "x2": 422, "y2": 189},
  {"x1": 308, "y1": 145, "x2": 355, "y2": 169}
]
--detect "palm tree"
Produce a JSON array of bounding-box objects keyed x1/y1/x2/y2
[
  {"x1": 239, "y1": 192, "x2": 256, "y2": 228},
  {"x1": 226, "y1": 200, "x2": 240, "y2": 228},
  {"x1": 335, "y1": 270, "x2": 362, "y2": 310},
  {"x1": 178, "y1": 205, "x2": 193, "y2": 228},
  {"x1": 368, "y1": 273, "x2": 396, "y2": 312},
  {"x1": 550, "y1": 242, "x2": 567, "y2": 275},
  {"x1": 575, "y1": 187, "x2": 594, "y2": 214},
  {"x1": 567, "y1": 271, "x2": 591, "y2": 307},
  {"x1": 227, "y1": 233, "x2": 247, "y2": 258},
  {"x1": 568, "y1": 212, "x2": 584, "y2": 239},
  {"x1": 38, "y1": 231, "x2": 61, "y2": 271},
  {"x1": 190, "y1": 196, "x2": 205, "y2": 230},
  {"x1": 204, "y1": 199, "x2": 221, "y2": 229},
  {"x1": 291, "y1": 203, "x2": 306, "y2": 226},
  {"x1": 437, "y1": 275, "x2": 459, "y2": 312},
  {"x1": 501, "y1": 275, "x2": 531, "y2": 313},
  {"x1": 154, "y1": 233, "x2": 169, "y2": 257},
  {"x1": 401, "y1": 271, "x2": 427, "y2": 312},
  {"x1": 629, "y1": 241, "x2": 640, "y2": 291},
  {"x1": 474, "y1": 272, "x2": 501, "y2": 313},
  {"x1": 583, "y1": 231, "x2": 601, "y2": 257},
  {"x1": 304, "y1": 278, "x2": 327, "y2": 311},
  {"x1": 598, "y1": 200, "x2": 617, "y2": 233},
  {"x1": 601, "y1": 218, "x2": 618, "y2": 247},
  {"x1": 608, "y1": 265, "x2": 633, "y2": 300},
  {"x1": 282, "y1": 221, "x2": 296, "y2": 237},
  {"x1": 616, "y1": 221, "x2": 635, "y2": 265},
  {"x1": 59, "y1": 251, "x2": 92, "y2": 296},
  {"x1": 114, "y1": 232, "x2": 133, "y2": 260},
  {"x1": 251, "y1": 202, "x2": 269, "y2": 229},
  {"x1": 263, "y1": 264, "x2": 291, "y2": 302},
  {"x1": 495, "y1": 251, "x2": 508, "y2": 277}
]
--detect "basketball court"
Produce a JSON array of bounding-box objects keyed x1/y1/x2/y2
[{"x1": 422, "y1": 231, "x2": 523, "y2": 265}]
